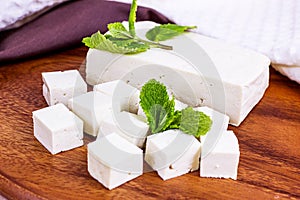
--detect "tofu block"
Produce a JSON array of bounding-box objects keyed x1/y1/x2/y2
[
  {"x1": 193, "y1": 106, "x2": 229, "y2": 151},
  {"x1": 68, "y1": 91, "x2": 112, "y2": 136},
  {"x1": 93, "y1": 80, "x2": 140, "y2": 114},
  {"x1": 200, "y1": 131, "x2": 240, "y2": 180},
  {"x1": 32, "y1": 103, "x2": 83, "y2": 155},
  {"x1": 88, "y1": 133, "x2": 143, "y2": 190},
  {"x1": 86, "y1": 21, "x2": 270, "y2": 126},
  {"x1": 145, "y1": 130, "x2": 201, "y2": 180},
  {"x1": 98, "y1": 111, "x2": 149, "y2": 148},
  {"x1": 42, "y1": 70, "x2": 87, "y2": 106}
]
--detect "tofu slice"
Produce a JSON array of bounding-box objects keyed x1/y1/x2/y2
[
  {"x1": 42, "y1": 70, "x2": 87, "y2": 106},
  {"x1": 68, "y1": 91, "x2": 112, "y2": 136},
  {"x1": 200, "y1": 130, "x2": 240, "y2": 180},
  {"x1": 32, "y1": 103, "x2": 83, "y2": 155},
  {"x1": 145, "y1": 130, "x2": 201, "y2": 180},
  {"x1": 93, "y1": 80, "x2": 140, "y2": 114},
  {"x1": 86, "y1": 21, "x2": 270, "y2": 126},
  {"x1": 98, "y1": 111, "x2": 149, "y2": 148},
  {"x1": 88, "y1": 133, "x2": 143, "y2": 190}
]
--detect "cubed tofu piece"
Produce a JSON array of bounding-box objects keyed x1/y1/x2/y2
[
  {"x1": 68, "y1": 91, "x2": 112, "y2": 136},
  {"x1": 98, "y1": 111, "x2": 149, "y2": 148},
  {"x1": 145, "y1": 130, "x2": 201, "y2": 180},
  {"x1": 42, "y1": 70, "x2": 87, "y2": 106},
  {"x1": 86, "y1": 21, "x2": 270, "y2": 126},
  {"x1": 193, "y1": 106, "x2": 229, "y2": 147},
  {"x1": 200, "y1": 130, "x2": 240, "y2": 180},
  {"x1": 88, "y1": 133, "x2": 143, "y2": 190},
  {"x1": 32, "y1": 103, "x2": 83, "y2": 155},
  {"x1": 93, "y1": 80, "x2": 140, "y2": 114}
]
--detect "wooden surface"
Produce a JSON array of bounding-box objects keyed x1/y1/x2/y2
[{"x1": 0, "y1": 46, "x2": 299, "y2": 200}]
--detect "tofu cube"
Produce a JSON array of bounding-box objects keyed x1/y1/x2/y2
[
  {"x1": 145, "y1": 130, "x2": 201, "y2": 180},
  {"x1": 88, "y1": 133, "x2": 143, "y2": 190},
  {"x1": 98, "y1": 111, "x2": 149, "y2": 148},
  {"x1": 200, "y1": 130, "x2": 240, "y2": 180},
  {"x1": 42, "y1": 70, "x2": 87, "y2": 106},
  {"x1": 68, "y1": 91, "x2": 112, "y2": 136},
  {"x1": 32, "y1": 103, "x2": 83, "y2": 155},
  {"x1": 94, "y1": 80, "x2": 140, "y2": 114}
]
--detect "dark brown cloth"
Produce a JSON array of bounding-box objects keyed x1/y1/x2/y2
[{"x1": 0, "y1": 0, "x2": 171, "y2": 64}]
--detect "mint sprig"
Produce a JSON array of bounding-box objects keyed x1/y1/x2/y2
[
  {"x1": 140, "y1": 79, "x2": 175, "y2": 133},
  {"x1": 82, "y1": 0, "x2": 195, "y2": 54},
  {"x1": 140, "y1": 79, "x2": 212, "y2": 137}
]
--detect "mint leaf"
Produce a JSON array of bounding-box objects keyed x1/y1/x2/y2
[
  {"x1": 179, "y1": 107, "x2": 212, "y2": 137},
  {"x1": 128, "y1": 0, "x2": 137, "y2": 36},
  {"x1": 168, "y1": 110, "x2": 182, "y2": 129},
  {"x1": 82, "y1": 31, "x2": 104, "y2": 48},
  {"x1": 82, "y1": 31, "x2": 148, "y2": 54},
  {"x1": 140, "y1": 79, "x2": 175, "y2": 133},
  {"x1": 146, "y1": 24, "x2": 197, "y2": 42},
  {"x1": 107, "y1": 22, "x2": 132, "y2": 39}
]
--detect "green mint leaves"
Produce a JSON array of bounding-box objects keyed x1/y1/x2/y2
[
  {"x1": 82, "y1": 0, "x2": 195, "y2": 54},
  {"x1": 146, "y1": 24, "x2": 197, "y2": 42},
  {"x1": 139, "y1": 79, "x2": 175, "y2": 133},
  {"x1": 140, "y1": 79, "x2": 212, "y2": 137},
  {"x1": 179, "y1": 107, "x2": 212, "y2": 137},
  {"x1": 82, "y1": 30, "x2": 148, "y2": 54}
]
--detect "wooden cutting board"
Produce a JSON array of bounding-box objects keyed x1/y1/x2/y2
[{"x1": 0, "y1": 46, "x2": 299, "y2": 199}]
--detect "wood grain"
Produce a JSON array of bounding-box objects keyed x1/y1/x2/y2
[{"x1": 0, "y1": 46, "x2": 299, "y2": 200}]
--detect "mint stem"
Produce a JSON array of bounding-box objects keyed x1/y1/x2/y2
[
  {"x1": 137, "y1": 37, "x2": 173, "y2": 50},
  {"x1": 129, "y1": 0, "x2": 137, "y2": 36}
]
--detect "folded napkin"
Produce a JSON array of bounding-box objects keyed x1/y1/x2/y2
[
  {"x1": 0, "y1": 0, "x2": 171, "y2": 64},
  {"x1": 0, "y1": 0, "x2": 68, "y2": 31},
  {"x1": 113, "y1": 0, "x2": 300, "y2": 83}
]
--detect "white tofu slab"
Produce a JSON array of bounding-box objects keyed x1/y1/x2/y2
[
  {"x1": 98, "y1": 111, "x2": 149, "y2": 148},
  {"x1": 32, "y1": 103, "x2": 83, "y2": 155},
  {"x1": 68, "y1": 91, "x2": 112, "y2": 136},
  {"x1": 200, "y1": 130, "x2": 240, "y2": 180},
  {"x1": 145, "y1": 130, "x2": 201, "y2": 180},
  {"x1": 93, "y1": 80, "x2": 140, "y2": 114},
  {"x1": 86, "y1": 21, "x2": 270, "y2": 126},
  {"x1": 88, "y1": 133, "x2": 143, "y2": 190},
  {"x1": 42, "y1": 70, "x2": 87, "y2": 106}
]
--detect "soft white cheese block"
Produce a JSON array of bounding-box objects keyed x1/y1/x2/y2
[
  {"x1": 193, "y1": 106, "x2": 229, "y2": 153},
  {"x1": 32, "y1": 103, "x2": 83, "y2": 155},
  {"x1": 93, "y1": 80, "x2": 140, "y2": 114},
  {"x1": 42, "y1": 70, "x2": 87, "y2": 106},
  {"x1": 98, "y1": 111, "x2": 149, "y2": 148},
  {"x1": 68, "y1": 91, "x2": 112, "y2": 136},
  {"x1": 88, "y1": 133, "x2": 143, "y2": 190},
  {"x1": 200, "y1": 130, "x2": 240, "y2": 180},
  {"x1": 86, "y1": 21, "x2": 270, "y2": 126},
  {"x1": 145, "y1": 130, "x2": 201, "y2": 180}
]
